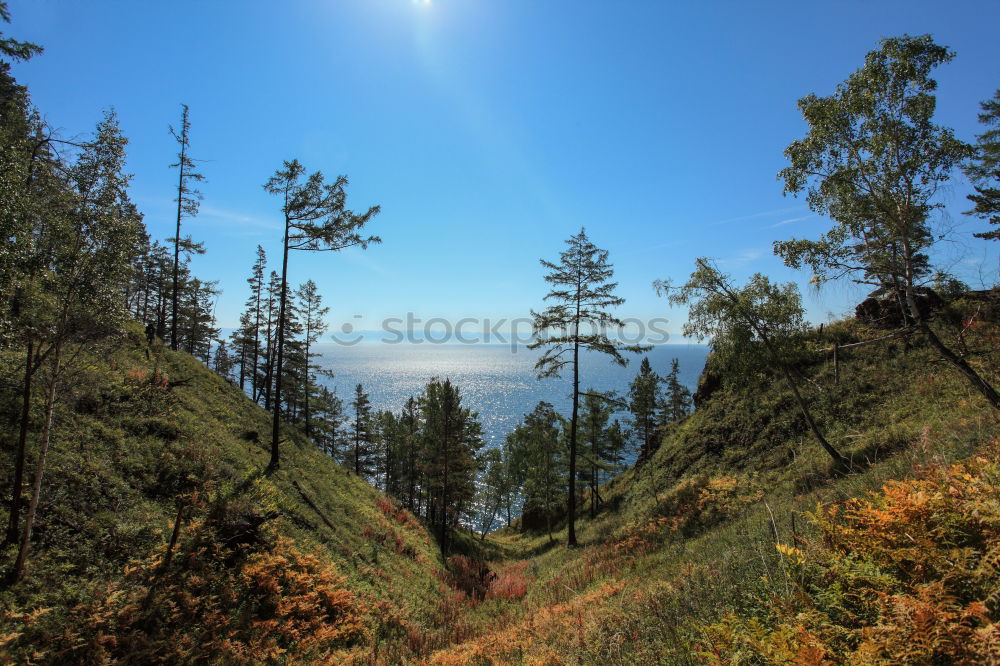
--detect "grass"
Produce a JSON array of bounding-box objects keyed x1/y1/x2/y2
[
  {"x1": 0, "y1": 322, "x2": 446, "y2": 662},
  {"x1": 0, "y1": 313, "x2": 997, "y2": 663},
  {"x1": 423, "y1": 317, "x2": 1000, "y2": 664}
]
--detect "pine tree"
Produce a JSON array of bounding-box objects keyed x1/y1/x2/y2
[
  {"x1": 178, "y1": 277, "x2": 219, "y2": 363},
  {"x1": 262, "y1": 160, "x2": 380, "y2": 471},
  {"x1": 965, "y1": 89, "x2": 1000, "y2": 240},
  {"x1": 516, "y1": 401, "x2": 566, "y2": 543},
  {"x1": 419, "y1": 378, "x2": 482, "y2": 553},
  {"x1": 277, "y1": 293, "x2": 306, "y2": 423},
  {"x1": 580, "y1": 390, "x2": 615, "y2": 517},
  {"x1": 349, "y1": 384, "x2": 376, "y2": 479},
  {"x1": 604, "y1": 419, "x2": 630, "y2": 478},
  {"x1": 477, "y1": 447, "x2": 516, "y2": 539},
  {"x1": 373, "y1": 409, "x2": 400, "y2": 494},
  {"x1": 260, "y1": 270, "x2": 280, "y2": 409},
  {"x1": 312, "y1": 386, "x2": 345, "y2": 459},
  {"x1": 229, "y1": 310, "x2": 253, "y2": 390},
  {"x1": 296, "y1": 279, "x2": 330, "y2": 439},
  {"x1": 242, "y1": 246, "x2": 267, "y2": 398},
  {"x1": 398, "y1": 396, "x2": 422, "y2": 512},
  {"x1": 213, "y1": 338, "x2": 234, "y2": 381},
  {"x1": 530, "y1": 228, "x2": 647, "y2": 546},
  {"x1": 628, "y1": 357, "x2": 662, "y2": 463},
  {"x1": 660, "y1": 358, "x2": 692, "y2": 426},
  {"x1": 168, "y1": 104, "x2": 205, "y2": 351}
]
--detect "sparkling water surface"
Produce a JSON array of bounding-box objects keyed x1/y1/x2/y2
[{"x1": 314, "y1": 343, "x2": 709, "y2": 447}]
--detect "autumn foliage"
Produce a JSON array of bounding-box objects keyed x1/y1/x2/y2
[
  {"x1": 7, "y1": 524, "x2": 368, "y2": 664},
  {"x1": 699, "y1": 439, "x2": 1000, "y2": 664}
]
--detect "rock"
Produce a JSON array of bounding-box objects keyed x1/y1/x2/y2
[{"x1": 854, "y1": 288, "x2": 943, "y2": 329}]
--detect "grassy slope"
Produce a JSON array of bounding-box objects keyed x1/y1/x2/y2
[
  {"x1": 1, "y1": 314, "x2": 997, "y2": 664},
  {"x1": 428, "y1": 318, "x2": 1000, "y2": 664},
  {"x1": 0, "y1": 323, "x2": 446, "y2": 662}
]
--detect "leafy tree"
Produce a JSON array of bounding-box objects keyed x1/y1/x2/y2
[
  {"x1": 0, "y1": 31, "x2": 56, "y2": 546},
  {"x1": 965, "y1": 89, "x2": 1000, "y2": 240},
  {"x1": 530, "y1": 228, "x2": 646, "y2": 546},
  {"x1": 628, "y1": 357, "x2": 662, "y2": 463},
  {"x1": 775, "y1": 35, "x2": 999, "y2": 411},
  {"x1": 659, "y1": 358, "x2": 692, "y2": 426},
  {"x1": 12, "y1": 111, "x2": 144, "y2": 580},
  {"x1": 661, "y1": 259, "x2": 849, "y2": 468},
  {"x1": 168, "y1": 104, "x2": 205, "y2": 351},
  {"x1": 262, "y1": 160, "x2": 380, "y2": 471}
]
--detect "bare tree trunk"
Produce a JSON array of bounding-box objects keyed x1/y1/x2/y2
[
  {"x1": 303, "y1": 323, "x2": 312, "y2": 439},
  {"x1": 12, "y1": 341, "x2": 62, "y2": 583},
  {"x1": 5, "y1": 341, "x2": 36, "y2": 546},
  {"x1": 900, "y1": 240, "x2": 1000, "y2": 410},
  {"x1": 268, "y1": 216, "x2": 291, "y2": 472},
  {"x1": 567, "y1": 319, "x2": 579, "y2": 547},
  {"x1": 590, "y1": 465, "x2": 596, "y2": 519},
  {"x1": 919, "y1": 319, "x2": 1000, "y2": 408},
  {"x1": 779, "y1": 365, "x2": 849, "y2": 469}
]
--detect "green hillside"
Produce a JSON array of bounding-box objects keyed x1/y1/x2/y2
[
  {"x1": 0, "y1": 323, "x2": 448, "y2": 663},
  {"x1": 425, "y1": 315, "x2": 1000, "y2": 664},
  {"x1": 2, "y1": 312, "x2": 998, "y2": 664}
]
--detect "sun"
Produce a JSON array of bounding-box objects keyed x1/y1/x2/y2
[{"x1": 411, "y1": 0, "x2": 431, "y2": 6}]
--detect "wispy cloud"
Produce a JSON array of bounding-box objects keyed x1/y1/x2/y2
[
  {"x1": 767, "y1": 215, "x2": 812, "y2": 229},
  {"x1": 718, "y1": 247, "x2": 766, "y2": 268},
  {"x1": 707, "y1": 205, "x2": 804, "y2": 227},
  {"x1": 199, "y1": 206, "x2": 279, "y2": 230}
]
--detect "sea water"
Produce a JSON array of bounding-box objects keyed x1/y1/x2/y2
[{"x1": 313, "y1": 343, "x2": 709, "y2": 447}]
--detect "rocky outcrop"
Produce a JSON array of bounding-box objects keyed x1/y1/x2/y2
[{"x1": 854, "y1": 287, "x2": 943, "y2": 330}]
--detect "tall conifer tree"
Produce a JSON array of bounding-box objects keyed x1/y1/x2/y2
[
  {"x1": 168, "y1": 104, "x2": 204, "y2": 351},
  {"x1": 530, "y1": 228, "x2": 646, "y2": 546},
  {"x1": 262, "y1": 160, "x2": 379, "y2": 471}
]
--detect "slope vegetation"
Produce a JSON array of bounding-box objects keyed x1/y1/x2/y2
[
  {"x1": 0, "y1": 323, "x2": 448, "y2": 663},
  {"x1": 1, "y1": 312, "x2": 998, "y2": 664},
  {"x1": 427, "y1": 315, "x2": 1000, "y2": 664}
]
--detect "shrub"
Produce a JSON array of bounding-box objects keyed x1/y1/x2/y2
[
  {"x1": 486, "y1": 561, "x2": 530, "y2": 601},
  {"x1": 11, "y1": 527, "x2": 369, "y2": 664},
  {"x1": 699, "y1": 438, "x2": 1000, "y2": 664}
]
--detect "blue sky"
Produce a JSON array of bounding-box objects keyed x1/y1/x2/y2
[{"x1": 7, "y1": 0, "x2": 999, "y2": 340}]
